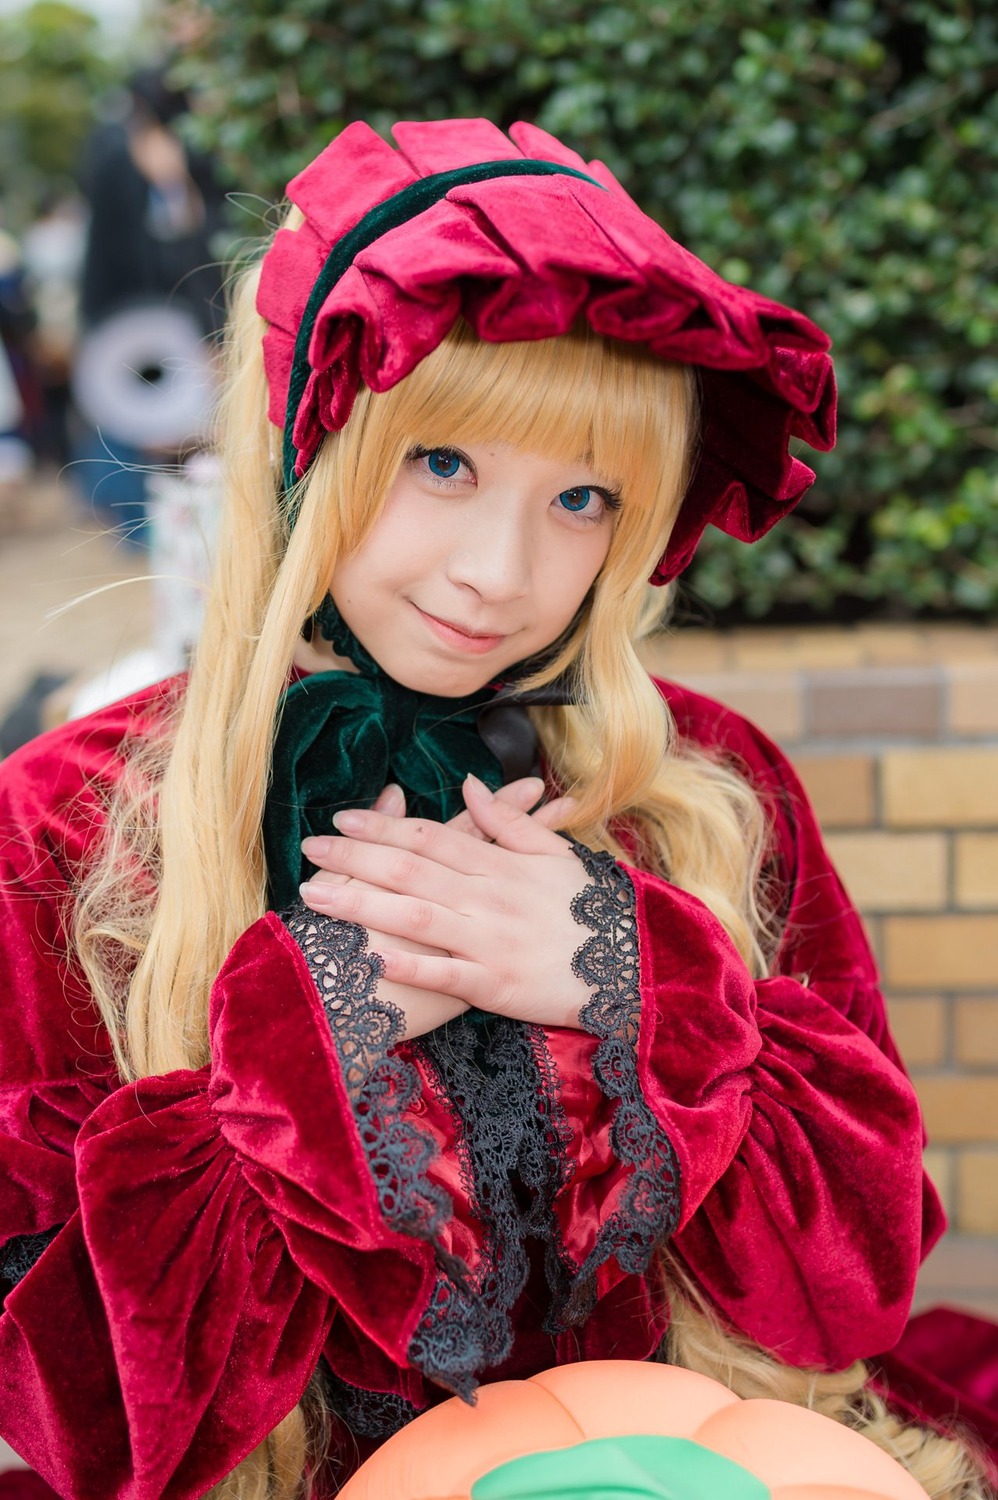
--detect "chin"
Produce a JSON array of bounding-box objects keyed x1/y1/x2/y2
[
  {"x1": 415, "y1": 670, "x2": 494, "y2": 698},
  {"x1": 388, "y1": 656, "x2": 495, "y2": 699}
]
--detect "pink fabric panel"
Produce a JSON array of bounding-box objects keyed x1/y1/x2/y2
[
  {"x1": 392, "y1": 118, "x2": 524, "y2": 173},
  {"x1": 289, "y1": 121, "x2": 418, "y2": 243}
]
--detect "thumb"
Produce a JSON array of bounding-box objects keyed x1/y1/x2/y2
[{"x1": 462, "y1": 774, "x2": 573, "y2": 856}]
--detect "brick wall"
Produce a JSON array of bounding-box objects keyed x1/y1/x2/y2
[{"x1": 641, "y1": 623, "x2": 998, "y2": 1241}]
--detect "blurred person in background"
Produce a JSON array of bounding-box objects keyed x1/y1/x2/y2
[
  {"x1": 79, "y1": 66, "x2": 223, "y2": 334},
  {"x1": 21, "y1": 193, "x2": 86, "y2": 470},
  {"x1": 72, "y1": 64, "x2": 224, "y2": 545},
  {"x1": 0, "y1": 221, "x2": 41, "y2": 531}
]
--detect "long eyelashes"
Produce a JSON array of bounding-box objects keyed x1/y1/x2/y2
[
  {"x1": 556, "y1": 486, "x2": 622, "y2": 524},
  {"x1": 405, "y1": 445, "x2": 471, "y2": 482},
  {"x1": 406, "y1": 445, "x2": 471, "y2": 482},
  {"x1": 404, "y1": 444, "x2": 622, "y2": 521}
]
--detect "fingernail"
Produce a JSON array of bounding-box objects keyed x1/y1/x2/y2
[
  {"x1": 382, "y1": 783, "x2": 405, "y2": 814},
  {"x1": 301, "y1": 835, "x2": 331, "y2": 855},
  {"x1": 518, "y1": 777, "x2": 545, "y2": 796},
  {"x1": 299, "y1": 881, "x2": 321, "y2": 900},
  {"x1": 332, "y1": 809, "x2": 366, "y2": 832},
  {"x1": 464, "y1": 773, "x2": 493, "y2": 797}
]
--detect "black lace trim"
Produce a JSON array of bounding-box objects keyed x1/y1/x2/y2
[
  {"x1": 556, "y1": 842, "x2": 682, "y2": 1326},
  {"x1": 525, "y1": 1025, "x2": 578, "y2": 1320},
  {"x1": 319, "y1": 1361, "x2": 422, "y2": 1440},
  {"x1": 409, "y1": 1013, "x2": 574, "y2": 1396},
  {"x1": 0, "y1": 1227, "x2": 60, "y2": 1295},
  {"x1": 282, "y1": 903, "x2": 455, "y2": 1249},
  {"x1": 283, "y1": 845, "x2": 679, "y2": 1399}
]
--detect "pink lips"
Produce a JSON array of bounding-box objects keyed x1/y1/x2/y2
[{"x1": 414, "y1": 604, "x2": 508, "y2": 655}]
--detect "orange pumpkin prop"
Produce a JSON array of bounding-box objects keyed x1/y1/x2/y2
[{"x1": 337, "y1": 1362, "x2": 930, "y2": 1500}]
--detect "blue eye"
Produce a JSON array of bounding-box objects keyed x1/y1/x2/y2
[
  {"x1": 427, "y1": 449, "x2": 461, "y2": 479},
  {"x1": 558, "y1": 487, "x2": 595, "y2": 512}
]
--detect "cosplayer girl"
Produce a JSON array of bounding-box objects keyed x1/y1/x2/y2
[{"x1": 0, "y1": 119, "x2": 991, "y2": 1499}]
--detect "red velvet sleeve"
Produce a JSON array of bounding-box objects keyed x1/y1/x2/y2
[
  {"x1": 545, "y1": 682, "x2": 944, "y2": 1372},
  {"x1": 0, "y1": 895, "x2": 442, "y2": 1496},
  {"x1": 633, "y1": 868, "x2": 932, "y2": 1368},
  {"x1": 666, "y1": 687, "x2": 944, "y2": 1366},
  {"x1": 0, "y1": 703, "x2": 449, "y2": 1498}
]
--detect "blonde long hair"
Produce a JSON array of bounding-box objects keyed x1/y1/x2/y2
[{"x1": 73, "y1": 264, "x2": 990, "y2": 1499}]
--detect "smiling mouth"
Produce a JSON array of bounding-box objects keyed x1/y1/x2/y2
[{"x1": 413, "y1": 604, "x2": 509, "y2": 652}]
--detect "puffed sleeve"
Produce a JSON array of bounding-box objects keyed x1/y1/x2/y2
[
  {"x1": 0, "y1": 715, "x2": 470, "y2": 1498},
  {"x1": 0, "y1": 891, "x2": 446, "y2": 1495},
  {"x1": 637, "y1": 863, "x2": 931, "y2": 1367},
  {"x1": 542, "y1": 689, "x2": 943, "y2": 1372}
]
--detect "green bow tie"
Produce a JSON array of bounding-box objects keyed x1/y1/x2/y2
[
  {"x1": 263, "y1": 596, "x2": 577, "y2": 909},
  {"x1": 263, "y1": 666, "x2": 506, "y2": 910}
]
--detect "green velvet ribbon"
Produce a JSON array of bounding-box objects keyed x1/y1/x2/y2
[
  {"x1": 471, "y1": 1436, "x2": 772, "y2": 1500},
  {"x1": 263, "y1": 602, "x2": 504, "y2": 911}
]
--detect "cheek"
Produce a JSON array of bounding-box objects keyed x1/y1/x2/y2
[
  {"x1": 542, "y1": 531, "x2": 611, "y2": 621},
  {"x1": 360, "y1": 490, "x2": 442, "y2": 581},
  {"x1": 330, "y1": 502, "x2": 426, "y2": 603}
]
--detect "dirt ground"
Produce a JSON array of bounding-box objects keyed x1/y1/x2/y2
[{"x1": 0, "y1": 472, "x2": 153, "y2": 726}]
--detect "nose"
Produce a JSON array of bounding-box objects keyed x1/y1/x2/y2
[{"x1": 445, "y1": 500, "x2": 532, "y2": 603}]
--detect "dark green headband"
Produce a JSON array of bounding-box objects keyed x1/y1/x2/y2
[{"x1": 282, "y1": 158, "x2": 606, "y2": 513}]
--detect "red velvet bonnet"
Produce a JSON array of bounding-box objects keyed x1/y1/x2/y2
[{"x1": 257, "y1": 118, "x2": 837, "y2": 583}]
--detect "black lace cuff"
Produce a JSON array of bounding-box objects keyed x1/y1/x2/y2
[
  {"x1": 557, "y1": 841, "x2": 682, "y2": 1324},
  {"x1": 0, "y1": 1226, "x2": 61, "y2": 1298},
  {"x1": 318, "y1": 1359, "x2": 422, "y2": 1441},
  {"x1": 284, "y1": 901, "x2": 508, "y2": 1401},
  {"x1": 281, "y1": 902, "x2": 453, "y2": 1246}
]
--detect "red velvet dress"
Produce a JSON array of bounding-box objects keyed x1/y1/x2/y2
[{"x1": 0, "y1": 676, "x2": 952, "y2": 1497}]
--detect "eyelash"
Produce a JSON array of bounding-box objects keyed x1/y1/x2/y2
[
  {"x1": 406, "y1": 445, "x2": 471, "y2": 487},
  {"x1": 561, "y1": 486, "x2": 623, "y2": 525},
  {"x1": 405, "y1": 446, "x2": 623, "y2": 524}
]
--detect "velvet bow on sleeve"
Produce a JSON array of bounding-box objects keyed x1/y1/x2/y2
[
  {"x1": 510, "y1": 679, "x2": 943, "y2": 1375},
  {"x1": 0, "y1": 882, "x2": 444, "y2": 1497},
  {"x1": 0, "y1": 690, "x2": 454, "y2": 1497},
  {"x1": 546, "y1": 678, "x2": 944, "y2": 1368}
]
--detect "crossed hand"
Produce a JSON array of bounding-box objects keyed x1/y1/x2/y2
[{"x1": 299, "y1": 774, "x2": 592, "y2": 1038}]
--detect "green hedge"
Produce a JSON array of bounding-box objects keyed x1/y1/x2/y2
[{"x1": 179, "y1": 0, "x2": 998, "y2": 620}]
